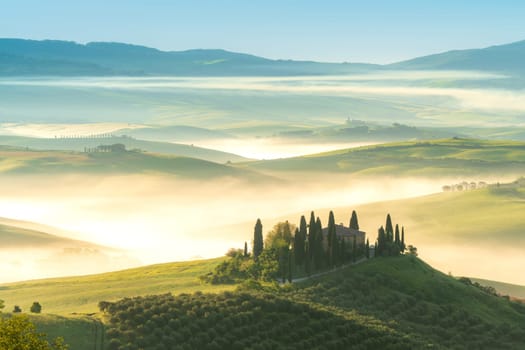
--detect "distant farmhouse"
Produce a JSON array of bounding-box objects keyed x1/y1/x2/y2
[{"x1": 322, "y1": 223, "x2": 366, "y2": 247}]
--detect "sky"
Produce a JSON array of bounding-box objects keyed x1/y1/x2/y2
[{"x1": 1, "y1": 0, "x2": 525, "y2": 63}]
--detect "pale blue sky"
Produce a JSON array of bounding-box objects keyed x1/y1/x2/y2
[{"x1": 1, "y1": 0, "x2": 525, "y2": 63}]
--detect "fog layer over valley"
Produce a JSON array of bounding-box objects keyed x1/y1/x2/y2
[{"x1": 0, "y1": 173, "x2": 447, "y2": 282}]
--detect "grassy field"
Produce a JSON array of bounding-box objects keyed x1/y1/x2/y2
[
  {"x1": 0, "y1": 257, "x2": 235, "y2": 315},
  {"x1": 241, "y1": 138, "x2": 525, "y2": 177}
]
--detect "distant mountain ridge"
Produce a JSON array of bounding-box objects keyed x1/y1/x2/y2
[
  {"x1": 0, "y1": 38, "x2": 376, "y2": 76},
  {"x1": 0, "y1": 38, "x2": 524, "y2": 76},
  {"x1": 390, "y1": 39, "x2": 525, "y2": 73}
]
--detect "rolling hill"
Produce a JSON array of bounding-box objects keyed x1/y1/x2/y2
[
  {"x1": 0, "y1": 134, "x2": 248, "y2": 163},
  {"x1": 99, "y1": 256, "x2": 525, "y2": 349},
  {"x1": 0, "y1": 258, "x2": 233, "y2": 315},
  {"x1": 0, "y1": 145, "x2": 267, "y2": 181},
  {"x1": 0, "y1": 217, "x2": 101, "y2": 249},
  {"x1": 3, "y1": 256, "x2": 525, "y2": 349},
  {"x1": 241, "y1": 138, "x2": 525, "y2": 178}
]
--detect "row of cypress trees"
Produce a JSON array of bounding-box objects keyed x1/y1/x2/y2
[
  {"x1": 253, "y1": 210, "x2": 367, "y2": 276},
  {"x1": 376, "y1": 214, "x2": 406, "y2": 256}
]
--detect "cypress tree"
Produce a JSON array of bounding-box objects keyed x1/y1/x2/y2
[
  {"x1": 385, "y1": 214, "x2": 394, "y2": 243},
  {"x1": 253, "y1": 219, "x2": 263, "y2": 260},
  {"x1": 304, "y1": 244, "x2": 311, "y2": 275},
  {"x1": 349, "y1": 210, "x2": 359, "y2": 230},
  {"x1": 293, "y1": 228, "x2": 301, "y2": 265},
  {"x1": 401, "y1": 226, "x2": 406, "y2": 252},
  {"x1": 244, "y1": 241, "x2": 248, "y2": 257},
  {"x1": 314, "y1": 217, "x2": 324, "y2": 269},
  {"x1": 377, "y1": 226, "x2": 386, "y2": 256},
  {"x1": 365, "y1": 238, "x2": 370, "y2": 259},
  {"x1": 395, "y1": 224, "x2": 401, "y2": 254},
  {"x1": 327, "y1": 211, "x2": 336, "y2": 267},
  {"x1": 297, "y1": 215, "x2": 307, "y2": 265},
  {"x1": 308, "y1": 211, "x2": 316, "y2": 264},
  {"x1": 287, "y1": 249, "x2": 293, "y2": 283}
]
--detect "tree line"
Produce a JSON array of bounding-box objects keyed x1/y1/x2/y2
[{"x1": 203, "y1": 210, "x2": 409, "y2": 284}]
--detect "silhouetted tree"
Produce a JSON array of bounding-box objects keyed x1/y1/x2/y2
[
  {"x1": 401, "y1": 226, "x2": 406, "y2": 252},
  {"x1": 365, "y1": 238, "x2": 370, "y2": 259},
  {"x1": 349, "y1": 210, "x2": 359, "y2": 230},
  {"x1": 385, "y1": 214, "x2": 394, "y2": 243},
  {"x1": 253, "y1": 219, "x2": 263, "y2": 260},
  {"x1": 30, "y1": 302, "x2": 42, "y2": 314},
  {"x1": 376, "y1": 226, "x2": 386, "y2": 256},
  {"x1": 308, "y1": 212, "x2": 316, "y2": 264},
  {"x1": 327, "y1": 211, "x2": 337, "y2": 267},
  {"x1": 244, "y1": 241, "x2": 248, "y2": 257},
  {"x1": 314, "y1": 217, "x2": 324, "y2": 269},
  {"x1": 294, "y1": 215, "x2": 307, "y2": 266}
]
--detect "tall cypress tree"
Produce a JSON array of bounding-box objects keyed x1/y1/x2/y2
[
  {"x1": 385, "y1": 214, "x2": 394, "y2": 243},
  {"x1": 401, "y1": 226, "x2": 406, "y2": 252},
  {"x1": 377, "y1": 226, "x2": 386, "y2": 256},
  {"x1": 308, "y1": 211, "x2": 316, "y2": 264},
  {"x1": 244, "y1": 241, "x2": 248, "y2": 257},
  {"x1": 327, "y1": 211, "x2": 336, "y2": 267},
  {"x1": 365, "y1": 238, "x2": 370, "y2": 259},
  {"x1": 253, "y1": 219, "x2": 263, "y2": 260},
  {"x1": 304, "y1": 244, "x2": 311, "y2": 275},
  {"x1": 394, "y1": 224, "x2": 401, "y2": 254},
  {"x1": 314, "y1": 217, "x2": 324, "y2": 269},
  {"x1": 349, "y1": 210, "x2": 359, "y2": 230},
  {"x1": 293, "y1": 228, "x2": 301, "y2": 265},
  {"x1": 297, "y1": 215, "x2": 307, "y2": 265}
]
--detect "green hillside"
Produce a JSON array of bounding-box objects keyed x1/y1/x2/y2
[
  {"x1": 0, "y1": 258, "x2": 235, "y2": 315},
  {"x1": 101, "y1": 256, "x2": 525, "y2": 349},
  {"x1": 0, "y1": 146, "x2": 266, "y2": 181},
  {"x1": 242, "y1": 138, "x2": 525, "y2": 177},
  {"x1": 0, "y1": 134, "x2": 247, "y2": 163}
]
